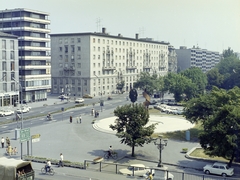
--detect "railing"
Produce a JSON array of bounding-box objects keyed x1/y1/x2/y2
[{"x1": 84, "y1": 160, "x2": 239, "y2": 180}]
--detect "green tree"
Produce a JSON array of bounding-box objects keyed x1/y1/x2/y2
[
  {"x1": 133, "y1": 72, "x2": 156, "y2": 95},
  {"x1": 110, "y1": 103, "x2": 156, "y2": 157},
  {"x1": 222, "y1": 47, "x2": 238, "y2": 58},
  {"x1": 184, "y1": 86, "x2": 240, "y2": 166},
  {"x1": 206, "y1": 68, "x2": 224, "y2": 90},
  {"x1": 116, "y1": 80, "x2": 125, "y2": 93},
  {"x1": 129, "y1": 88, "x2": 138, "y2": 103}
]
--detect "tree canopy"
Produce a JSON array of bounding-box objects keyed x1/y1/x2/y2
[
  {"x1": 110, "y1": 103, "x2": 156, "y2": 157},
  {"x1": 184, "y1": 86, "x2": 240, "y2": 166}
]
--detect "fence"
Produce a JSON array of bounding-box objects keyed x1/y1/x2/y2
[{"x1": 84, "y1": 160, "x2": 239, "y2": 180}]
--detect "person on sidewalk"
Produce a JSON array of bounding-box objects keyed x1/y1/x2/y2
[
  {"x1": 58, "y1": 153, "x2": 64, "y2": 167},
  {"x1": 1, "y1": 137, "x2": 4, "y2": 148},
  {"x1": 70, "y1": 116, "x2": 72, "y2": 123},
  {"x1": 79, "y1": 115, "x2": 82, "y2": 123}
]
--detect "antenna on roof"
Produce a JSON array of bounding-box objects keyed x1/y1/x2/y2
[{"x1": 96, "y1": 18, "x2": 101, "y2": 32}]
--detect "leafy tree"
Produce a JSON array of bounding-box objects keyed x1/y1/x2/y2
[
  {"x1": 184, "y1": 86, "x2": 240, "y2": 166},
  {"x1": 116, "y1": 80, "x2": 125, "y2": 93},
  {"x1": 133, "y1": 72, "x2": 156, "y2": 95},
  {"x1": 206, "y1": 68, "x2": 224, "y2": 90},
  {"x1": 110, "y1": 103, "x2": 156, "y2": 157},
  {"x1": 222, "y1": 47, "x2": 238, "y2": 58},
  {"x1": 129, "y1": 88, "x2": 138, "y2": 103}
]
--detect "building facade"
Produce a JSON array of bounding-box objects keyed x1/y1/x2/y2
[
  {"x1": 50, "y1": 28, "x2": 169, "y2": 98},
  {"x1": 176, "y1": 46, "x2": 220, "y2": 73},
  {"x1": 0, "y1": 32, "x2": 19, "y2": 107},
  {"x1": 168, "y1": 45, "x2": 177, "y2": 73},
  {"x1": 0, "y1": 8, "x2": 51, "y2": 102}
]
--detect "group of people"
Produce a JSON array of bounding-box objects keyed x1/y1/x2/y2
[
  {"x1": 45, "y1": 153, "x2": 64, "y2": 172},
  {"x1": 17, "y1": 169, "x2": 26, "y2": 178},
  {"x1": 91, "y1": 108, "x2": 99, "y2": 118},
  {"x1": 1, "y1": 137, "x2": 10, "y2": 148},
  {"x1": 6, "y1": 146, "x2": 18, "y2": 155}
]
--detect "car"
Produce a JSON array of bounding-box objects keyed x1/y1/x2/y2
[
  {"x1": 75, "y1": 98, "x2": 84, "y2": 103},
  {"x1": 22, "y1": 105, "x2": 31, "y2": 110},
  {"x1": 16, "y1": 107, "x2": 30, "y2": 114},
  {"x1": 203, "y1": 162, "x2": 234, "y2": 177},
  {"x1": 119, "y1": 164, "x2": 155, "y2": 177},
  {"x1": 0, "y1": 109, "x2": 14, "y2": 116},
  {"x1": 83, "y1": 94, "x2": 93, "y2": 99},
  {"x1": 58, "y1": 95, "x2": 69, "y2": 99}
]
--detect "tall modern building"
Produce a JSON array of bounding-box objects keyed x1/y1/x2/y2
[
  {"x1": 0, "y1": 32, "x2": 19, "y2": 107},
  {"x1": 50, "y1": 28, "x2": 169, "y2": 98},
  {"x1": 0, "y1": 8, "x2": 51, "y2": 102},
  {"x1": 176, "y1": 46, "x2": 220, "y2": 72}
]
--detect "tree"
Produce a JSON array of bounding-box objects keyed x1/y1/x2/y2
[
  {"x1": 206, "y1": 68, "x2": 224, "y2": 90},
  {"x1": 133, "y1": 72, "x2": 156, "y2": 95},
  {"x1": 222, "y1": 47, "x2": 238, "y2": 58},
  {"x1": 129, "y1": 88, "x2": 138, "y2": 103},
  {"x1": 116, "y1": 80, "x2": 125, "y2": 93},
  {"x1": 110, "y1": 103, "x2": 156, "y2": 157},
  {"x1": 184, "y1": 86, "x2": 240, "y2": 166}
]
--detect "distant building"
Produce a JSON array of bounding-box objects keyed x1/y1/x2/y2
[
  {"x1": 176, "y1": 46, "x2": 220, "y2": 72},
  {"x1": 0, "y1": 8, "x2": 51, "y2": 102},
  {"x1": 50, "y1": 28, "x2": 169, "y2": 97},
  {"x1": 0, "y1": 32, "x2": 19, "y2": 107},
  {"x1": 168, "y1": 45, "x2": 177, "y2": 73}
]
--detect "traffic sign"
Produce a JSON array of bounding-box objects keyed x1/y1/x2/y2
[
  {"x1": 20, "y1": 128, "x2": 31, "y2": 143},
  {"x1": 31, "y1": 134, "x2": 41, "y2": 143}
]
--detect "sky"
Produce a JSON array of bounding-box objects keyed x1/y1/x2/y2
[{"x1": 1, "y1": 0, "x2": 240, "y2": 53}]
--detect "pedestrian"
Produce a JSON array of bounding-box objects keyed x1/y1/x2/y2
[
  {"x1": 70, "y1": 116, "x2": 72, "y2": 123},
  {"x1": 145, "y1": 172, "x2": 153, "y2": 180},
  {"x1": 58, "y1": 153, "x2": 64, "y2": 167},
  {"x1": 76, "y1": 116, "x2": 79, "y2": 123},
  {"x1": 79, "y1": 115, "x2": 82, "y2": 123},
  {"x1": 6, "y1": 137, "x2": 10, "y2": 147},
  {"x1": 91, "y1": 109, "x2": 95, "y2": 116},
  {"x1": 1, "y1": 137, "x2": 4, "y2": 148}
]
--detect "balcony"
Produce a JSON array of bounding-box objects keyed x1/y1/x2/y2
[
  {"x1": 2, "y1": 26, "x2": 50, "y2": 33},
  {"x1": 20, "y1": 65, "x2": 51, "y2": 70},
  {"x1": 23, "y1": 74, "x2": 51, "y2": 79},
  {"x1": 1, "y1": 17, "x2": 50, "y2": 24},
  {"x1": 20, "y1": 46, "x2": 50, "y2": 51},
  {"x1": 20, "y1": 56, "x2": 51, "y2": 60},
  {"x1": 102, "y1": 66, "x2": 116, "y2": 70},
  {"x1": 143, "y1": 65, "x2": 151, "y2": 69},
  {"x1": 24, "y1": 84, "x2": 51, "y2": 91},
  {"x1": 19, "y1": 36, "x2": 50, "y2": 42},
  {"x1": 126, "y1": 66, "x2": 137, "y2": 70}
]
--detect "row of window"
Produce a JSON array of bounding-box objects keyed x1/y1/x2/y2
[
  {"x1": 0, "y1": 82, "x2": 16, "y2": 92},
  {"x1": 1, "y1": 40, "x2": 15, "y2": 49},
  {"x1": 25, "y1": 80, "x2": 50, "y2": 87},
  {"x1": 2, "y1": 61, "x2": 15, "y2": 71},
  {"x1": 1, "y1": 50, "x2": 15, "y2": 60},
  {"x1": 1, "y1": 72, "x2": 16, "y2": 81}
]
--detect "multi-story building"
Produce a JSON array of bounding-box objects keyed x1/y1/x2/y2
[
  {"x1": 0, "y1": 8, "x2": 51, "y2": 102},
  {"x1": 168, "y1": 45, "x2": 177, "y2": 73},
  {"x1": 0, "y1": 32, "x2": 19, "y2": 107},
  {"x1": 176, "y1": 46, "x2": 220, "y2": 72},
  {"x1": 50, "y1": 28, "x2": 169, "y2": 98}
]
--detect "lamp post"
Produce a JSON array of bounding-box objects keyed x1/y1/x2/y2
[
  {"x1": 13, "y1": 78, "x2": 23, "y2": 159},
  {"x1": 94, "y1": 73, "x2": 103, "y2": 112},
  {"x1": 154, "y1": 135, "x2": 168, "y2": 167}
]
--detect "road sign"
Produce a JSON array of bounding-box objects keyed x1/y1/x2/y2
[
  {"x1": 31, "y1": 134, "x2": 40, "y2": 139},
  {"x1": 20, "y1": 128, "x2": 31, "y2": 143}
]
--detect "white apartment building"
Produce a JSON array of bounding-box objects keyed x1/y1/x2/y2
[
  {"x1": 50, "y1": 28, "x2": 169, "y2": 98},
  {"x1": 0, "y1": 32, "x2": 19, "y2": 107},
  {"x1": 176, "y1": 46, "x2": 220, "y2": 73},
  {"x1": 0, "y1": 8, "x2": 51, "y2": 102}
]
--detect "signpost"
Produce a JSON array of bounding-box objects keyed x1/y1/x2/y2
[
  {"x1": 20, "y1": 128, "x2": 31, "y2": 143},
  {"x1": 61, "y1": 107, "x2": 64, "y2": 121},
  {"x1": 31, "y1": 134, "x2": 41, "y2": 156}
]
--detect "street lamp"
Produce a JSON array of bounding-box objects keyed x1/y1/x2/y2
[
  {"x1": 154, "y1": 135, "x2": 168, "y2": 167},
  {"x1": 13, "y1": 78, "x2": 23, "y2": 159}
]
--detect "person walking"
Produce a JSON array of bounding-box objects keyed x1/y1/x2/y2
[
  {"x1": 70, "y1": 116, "x2": 72, "y2": 123},
  {"x1": 58, "y1": 153, "x2": 64, "y2": 167},
  {"x1": 1, "y1": 137, "x2": 4, "y2": 148},
  {"x1": 79, "y1": 115, "x2": 82, "y2": 123}
]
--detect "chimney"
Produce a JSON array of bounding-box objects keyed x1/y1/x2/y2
[
  {"x1": 102, "y1": 27, "x2": 106, "y2": 34},
  {"x1": 135, "y1": 33, "x2": 139, "y2": 39}
]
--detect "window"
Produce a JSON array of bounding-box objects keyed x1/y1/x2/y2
[
  {"x1": 10, "y1": 40, "x2": 14, "y2": 49},
  {"x1": 78, "y1": 46, "x2": 81, "y2": 51},
  {"x1": 93, "y1": 38, "x2": 95, "y2": 43},
  {"x1": 65, "y1": 45, "x2": 68, "y2": 53},
  {"x1": 59, "y1": 39, "x2": 62, "y2": 44},
  {"x1": 77, "y1": 63, "x2": 81, "y2": 68},
  {"x1": 2, "y1": 40, "x2": 6, "y2": 49},
  {"x1": 11, "y1": 62, "x2": 15, "y2": 71},
  {"x1": 11, "y1": 72, "x2": 14, "y2": 80},
  {"x1": 71, "y1": 45, "x2": 75, "y2": 53},
  {"x1": 65, "y1": 55, "x2": 68, "y2": 62},
  {"x1": 59, "y1": 47, "x2": 62, "y2": 52},
  {"x1": 71, "y1": 38, "x2": 74, "y2": 43},
  {"x1": 98, "y1": 55, "x2": 100, "y2": 60},
  {"x1": 2, "y1": 62, "x2": 6, "y2": 71},
  {"x1": 77, "y1": 71, "x2": 81, "y2": 75},
  {"x1": 59, "y1": 55, "x2": 63, "y2": 60},
  {"x1": 10, "y1": 51, "x2": 14, "y2": 59},
  {"x1": 2, "y1": 51, "x2": 6, "y2": 59},
  {"x1": 84, "y1": 80, "x2": 87, "y2": 85},
  {"x1": 2, "y1": 72, "x2": 7, "y2": 81},
  {"x1": 93, "y1": 55, "x2": 96, "y2": 60},
  {"x1": 3, "y1": 83, "x2": 7, "y2": 92},
  {"x1": 64, "y1": 38, "x2": 68, "y2": 44},
  {"x1": 93, "y1": 63, "x2": 96, "y2": 67},
  {"x1": 11, "y1": 83, "x2": 15, "y2": 91},
  {"x1": 77, "y1": 55, "x2": 81, "y2": 59},
  {"x1": 59, "y1": 63, "x2": 63, "y2": 67},
  {"x1": 77, "y1": 38, "x2": 81, "y2": 43},
  {"x1": 98, "y1": 39, "x2": 100, "y2": 43},
  {"x1": 98, "y1": 47, "x2": 100, "y2": 51}
]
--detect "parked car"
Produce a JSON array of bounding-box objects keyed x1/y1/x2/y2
[
  {"x1": 22, "y1": 105, "x2": 31, "y2": 110},
  {"x1": 0, "y1": 109, "x2": 14, "y2": 116},
  {"x1": 83, "y1": 94, "x2": 93, "y2": 99},
  {"x1": 153, "y1": 169, "x2": 174, "y2": 180},
  {"x1": 16, "y1": 107, "x2": 30, "y2": 114},
  {"x1": 203, "y1": 162, "x2": 234, "y2": 177},
  {"x1": 58, "y1": 95, "x2": 69, "y2": 99},
  {"x1": 75, "y1": 98, "x2": 84, "y2": 103},
  {"x1": 119, "y1": 164, "x2": 155, "y2": 177}
]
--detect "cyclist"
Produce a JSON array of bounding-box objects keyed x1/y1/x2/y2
[
  {"x1": 45, "y1": 160, "x2": 51, "y2": 172},
  {"x1": 108, "y1": 146, "x2": 113, "y2": 158}
]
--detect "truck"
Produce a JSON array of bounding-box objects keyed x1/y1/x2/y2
[
  {"x1": 203, "y1": 162, "x2": 234, "y2": 177},
  {"x1": 0, "y1": 157, "x2": 35, "y2": 180}
]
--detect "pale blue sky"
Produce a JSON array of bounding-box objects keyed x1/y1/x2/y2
[{"x1": 1, "y1": 0, "x2": 240, "y2": 52}]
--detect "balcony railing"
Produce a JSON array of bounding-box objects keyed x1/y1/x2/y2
[
  {"x1": 102, "y1": 66, "x2": 116, "y2": 70},
  {"x1": 126, "y1": 66, "x2": 137, "y2": 70}
]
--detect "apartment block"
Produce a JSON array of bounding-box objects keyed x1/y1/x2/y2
[
  {"x1": 0, "y1": 32, "x2": 19, "y2": 107},
  {"x1": 0, "y1": 8, "x2": 51, "y2": 102},
  {"x1": 176, "y1": 46, "x2": 220, "y2": 72},
  {"x1": 50, "y1": 28, "x2": 169, "y2": 98}
]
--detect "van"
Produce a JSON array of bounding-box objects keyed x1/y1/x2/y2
[{"x1": 0, "y1": 157, "x2": 34, "y2": 180}]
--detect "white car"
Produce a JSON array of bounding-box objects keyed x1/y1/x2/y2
[
  {"x1": 16, "y1": 107, "x2": 30, "y2": 114},
  {"x1": 119, "y1": 164, "x2": 155, "y2": 177},
  {"x1": 58, "y1": 95, "x2": 69, "y2": 99},
  {"x1": 203, "y1": 162, "x2": 234, "y2": 177},
  {"x1": 0, "y1": 109, "x2": 14, "y2": 116},
  {"x1": 75, "y1": 98, "x2": 84, "y2": 103},
  {"x1": 22, "y1": 105, "x2": 31, "y2": 110}
]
